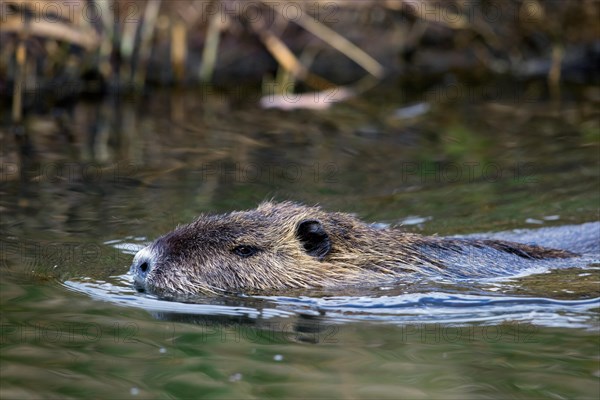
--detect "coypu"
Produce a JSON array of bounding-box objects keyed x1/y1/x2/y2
[{"x1": 130, "y1": 201, "x2": 577, "y2": 296}]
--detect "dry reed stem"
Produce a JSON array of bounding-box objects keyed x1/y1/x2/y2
[
  {"x1": 548, "y1": 44, "x2": 563, "y2": 102},
  {"x1": 12, "y1": 38, "x2": 26, "y2": 123},
  {"x1": 94, "y1": 0, "x2": 115, "y2": 79},
  {"x1": 265, "y1": 1, "x2": 385, "y2": 79},
  {"x1": 251, "y1": 24, "x2": 335, "y2": 90},
  {"x1": 135, "y1": 0, "x2": 162, "y2": 87},
  {"x1": 171, "y1": 20, "x2": 187, "y2": 82},
  {"x1": 199, "y1": 10, "x2": 222, "y2": 83},
  {"x1": 1, "y1": 16, "x2": 99, "y2": 50}
]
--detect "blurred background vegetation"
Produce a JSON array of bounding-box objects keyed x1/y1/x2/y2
[
  {"x1": 1, "y1": 0, "x2": 598, "y2": 110},
  {"x1": 0, "y1": 0, "x2": 598, "y2": 232}
]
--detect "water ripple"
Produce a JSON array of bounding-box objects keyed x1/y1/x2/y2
[{"x1": 64, "y1": 276, "x2": 600, "y2": 329}]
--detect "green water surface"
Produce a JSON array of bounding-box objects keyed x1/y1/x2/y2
[{"x1": 1, "y1": 80, "x2": 599, "y2": 399}]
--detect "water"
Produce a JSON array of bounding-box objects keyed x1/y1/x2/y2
[{"x1": 1, "y1": 81, "x2": 599, "y2": 399}]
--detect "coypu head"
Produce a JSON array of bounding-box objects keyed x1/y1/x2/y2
[
  {"x1": 130, "y1": 201, "x2": 576, "y2": 297},
  {"x1": 130, "y1": 202, "x2": 419, "y2": 296}
]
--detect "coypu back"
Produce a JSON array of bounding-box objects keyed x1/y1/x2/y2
[{"x1": 130, "y1": 202, "x2": 579, "y2": 296}]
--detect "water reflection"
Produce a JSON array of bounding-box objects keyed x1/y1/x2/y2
[
  {"x1": 1, "y1": 82, "x2": 598, "y2": 241},
  {"x1": 64, "y1": 272, "x2": 600, "y2": 331},
  {"x1": 1, "y1": 80, "x2": 598, "y2": 400}
]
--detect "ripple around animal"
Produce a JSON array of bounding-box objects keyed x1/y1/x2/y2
[{"x1": 64, "y1": 276, "x2": 600, "y2": 329}]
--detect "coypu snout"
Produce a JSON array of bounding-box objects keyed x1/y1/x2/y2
[{"x1": 130, "y1": 246, "x2": 156, "y2": 291}]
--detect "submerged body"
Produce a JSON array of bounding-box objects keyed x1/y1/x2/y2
[{"x1": 129, "y1": 202, "x2": 587, "y2": 296}]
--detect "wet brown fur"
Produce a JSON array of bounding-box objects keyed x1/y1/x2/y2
[{"x1": 135, "y1": 202, "x2": 574, "y2": 295}]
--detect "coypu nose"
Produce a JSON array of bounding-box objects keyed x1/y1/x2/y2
[{"x1": 130, "y1": 247, "x2": 156, "y2": 288}]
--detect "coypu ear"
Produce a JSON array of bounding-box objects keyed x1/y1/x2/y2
[{"x1": 296, "y1": 220, "x2": 331, "y2": 260}]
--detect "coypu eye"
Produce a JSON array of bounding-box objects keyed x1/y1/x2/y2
[{"x1": 233, "y1": 245, "x2": 259, "y2": 258}]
